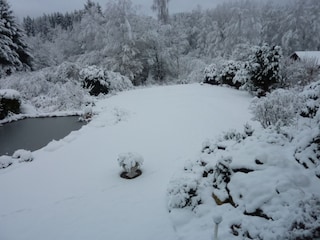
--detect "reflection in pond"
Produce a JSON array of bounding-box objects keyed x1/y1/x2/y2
[{"x1": 0, "y1": 116, "x2": 85, "y2": 156}]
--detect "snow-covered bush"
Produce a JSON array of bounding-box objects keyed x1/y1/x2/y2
[
  {"x1": 0, "y1": 63, "x2": 90, "y2": 113},
  {"x1": 80, "y1": 65, "x2": 133, "y2": 96},
  {"x1": 80, "y1": 65, "x2": 109, "y2": 96},
  {"x1": 299, "y1": 80, "x2": 320, "y2": 118},
  {"x1": 168, "y1": 114, "x2": 320, "y2": 239},
  {"x1": 286, "y1": 195, "x2": 320, "y2": 240},
  {"x1": 250, "y1": 89, "x2": 301, "y2": 128},
  {"x1": 244, "y1": 123, "x2": 254, "y2": 136},
  {"x1": 234, "y1": 66, "x2": 250, "y2": 88},
  {"x1": 0, "y1": 89, "x2": 21, "y2": 119},
  {"x1": 204, "y1": 64, "x2": 220, "y2": 85},
  {"x1": 219, "y1": 61, "x2": 242, "y2": 89},
  {"x1": 245, "y1": 44, "x2": 282, "y2": 96},
  {"x1": 167, "y1": 176, "x2": 202, "y2": 211},
  {"x1": 105, "y1": 71, "x2": 133, "y2": 92},
  {"x1": 12, "y1": 149, "x2": 33, "y2": 163},
  {"x1": 117, "y1": 152, "x2": 144, "y2": 179},
  {"x1": 204, "y1": 60, "x2": 247, "y2": 89}
]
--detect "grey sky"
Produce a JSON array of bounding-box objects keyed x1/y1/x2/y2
[{"x1": 9, "y1": 0, "x2": 227, "y2": 18}]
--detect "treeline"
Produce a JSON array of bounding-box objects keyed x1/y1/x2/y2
[
  {"x1": 2, "y1": 0, "x2": 320, "y2": 84},
  {"x1": 23, "y1": 1, "x2": 102, "y2": 38}
]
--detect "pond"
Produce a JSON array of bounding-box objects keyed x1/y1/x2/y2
[{"x1": 0, "y1": 116, "x2": 85, "y2": 156}]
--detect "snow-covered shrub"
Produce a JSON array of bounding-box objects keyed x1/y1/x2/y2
[
  {"x1": 0, "y1": 156, "x2": 13, "y2": 169},
  {"x1": 286, "y1": 195, "x2": 320, "y2": 240},
  {"x1": 234, "y1": 66, "x2": 250, "y2": 88},
  {"x1": 0, "y1": 89, "x2": 21, "y2": 119},
  {"x1": 219, "y1": 61, "x2": 242, "y2": 89},
  {"x1": 0, "y1": 64, "x2": 90, "y2": 113},
  {"x1": 244, "y1": 123, "x2": 254, "y2": 136},
  {"x1": 167, "y1": 177, "x2": 202, "y2": 211},
  {"x1": 80, "y1": 65, "x2": 109, "y2": 96},
  {"x1": 220, "y1": 129, "x2": 245, "y2": 142},
  {"x1": 245, "y1": 44, "x2": 282, "y2": 96},
  {"x1": 299, "y1": 80, "x2": 320, "y2": 118},
  {"x1": 51, "y1": 62, "x2": 81, "y2": 83},
  {"x1": 105, "y1": 71, "x2": 133, "y2": 92},
  {"x1": 204, "y1": 64, "x2": 220, "y2": 85},
  {"x1": 118, "y1": 152, "x2": 144, "y2": 179},
  {"x1": 204, "y1": 60, "x2": 247, "y2": 89},
  {"x1": 211, "y1": 157, "x2": 236, "y2": 207},
  {"x1": 250, "y1": 89, "x2": 301, "y2": 128},
  {"x1": 12, "y1": 149, "x2": 33, "y2": 163},
  {"x1": 80, "y1": 65, "x2": 133, "y2": 96}
]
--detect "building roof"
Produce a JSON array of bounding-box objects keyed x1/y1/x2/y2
[{"x1": 291, "y1": 51, "x2": 320, "y2": 64}]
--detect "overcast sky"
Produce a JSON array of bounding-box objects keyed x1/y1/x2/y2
[{"x1": 9, "y1": 0, "x2": 228, "y2": 19}]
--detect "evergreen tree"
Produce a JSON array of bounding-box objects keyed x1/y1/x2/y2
[
  {"x1": 246, "y1": 44, "x2": 282, "y2": 96},
  {"x1": 0, "y1": 0, "x2": 32, "y2": 77}
]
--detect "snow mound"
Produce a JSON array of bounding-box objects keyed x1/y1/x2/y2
[
  {"x1": 12, "y1": 149, "x2": 34, "y2": 163},
  {"x1": 0, "y1": 89, "x2": 20, "y2": 100},
  {"x1": 0, "y1": 155, "x2": 13, "y2": 169}
]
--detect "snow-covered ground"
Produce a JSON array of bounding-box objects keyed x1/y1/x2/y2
[{"x1": 0, "y1": 84, "x2": 253, "y2": 240}]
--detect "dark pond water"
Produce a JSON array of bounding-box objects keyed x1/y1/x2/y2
[{"x1": 0, "y1": 116, "x2": 85, "y2": 156}]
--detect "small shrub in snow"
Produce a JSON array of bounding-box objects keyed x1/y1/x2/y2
[
  {"x1": 167, "y1": 177, "x2": 202, "y2": 211},
  {"x1": 244, "y1": 123, "x2": 254, "y2": 137},
  {"x1": 80, "y1": 65, "x2": 109, "y2": 96},
  {"x1": 118, "y1": 152, "x2": 144, "y2": 179},
  {"x1": 79, "y1": 106, "x2": 93, "y2": 122},
  {"x1": 204, "y1": 64, "x2": 220, "y2": 85},
  {"x1": 211, "y1": 157, "x2": 237, "y2": 207},
  {"x1": 250, "y1": 89, "x2": 301, "y2": 128},
  {"x1": 12, "y1": 149, "x2": 34, "y2": 162},
  {"x1": 299, "y1": 80, "x2": 320, "y2": 118},
  {"x1": 80, "y1": 65, "x2": 133, "y2": 96},
  {"x1": 213, "y1": 157, "x2": 233, "y2": 189},
  {"x1": 219, "y1": 61, "x2": 242, "y2": 89},
  {"x1": 220, "y1": 129, "x2": 245, "y2": 142},
  {"x1": 286, "y1": 195, "x2": 320, "y2": 240}
]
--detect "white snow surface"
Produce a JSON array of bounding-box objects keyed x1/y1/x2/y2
[{"x1": 0, "y1": 84, "x2": 253, "y2": 240}]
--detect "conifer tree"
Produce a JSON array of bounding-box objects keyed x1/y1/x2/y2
[{"x1": 0, "y1": 0, "x2": 32, "y2": 77}]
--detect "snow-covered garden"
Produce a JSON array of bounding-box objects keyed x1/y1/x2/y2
[
  {"x1": 1, "y1": 80, "x2": 320, "y2": 239},
  {"x1": 1, "y1": 0, "x2": 320, "y2": 239}
]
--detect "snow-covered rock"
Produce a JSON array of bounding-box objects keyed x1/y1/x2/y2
[{"x1": 12, "y1": 149, "x2": 34, "y2": 163}]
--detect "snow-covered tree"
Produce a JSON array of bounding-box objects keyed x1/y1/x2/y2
[
  {"x1": 102, "y1": 0, "x2": 144, "y2": 83},
  {"x1": 0, "y1": 0, "x2": 32, "y2": 77},
  {"x1": 246, "y1": 44, "x2": 282, "y2": 96},
  {"x1": 152, "y1": 0, "x2": 170, "y2": 24}
]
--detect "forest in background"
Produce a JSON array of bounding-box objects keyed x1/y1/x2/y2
[
  {"x1": 1, "y1": 0, "x2": 320, "y2": 114},
  {"x1": 19, "y1": 0, "x2": 320, "y2": 83}
]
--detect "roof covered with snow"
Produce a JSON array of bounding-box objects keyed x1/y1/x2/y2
[{"x1": 291, "y1": 51, "x2": 320, "y2": 64}]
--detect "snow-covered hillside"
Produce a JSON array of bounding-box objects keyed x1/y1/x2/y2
[{"x1": 0, "y1": 84, "x2": 253, "y2": 240}]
